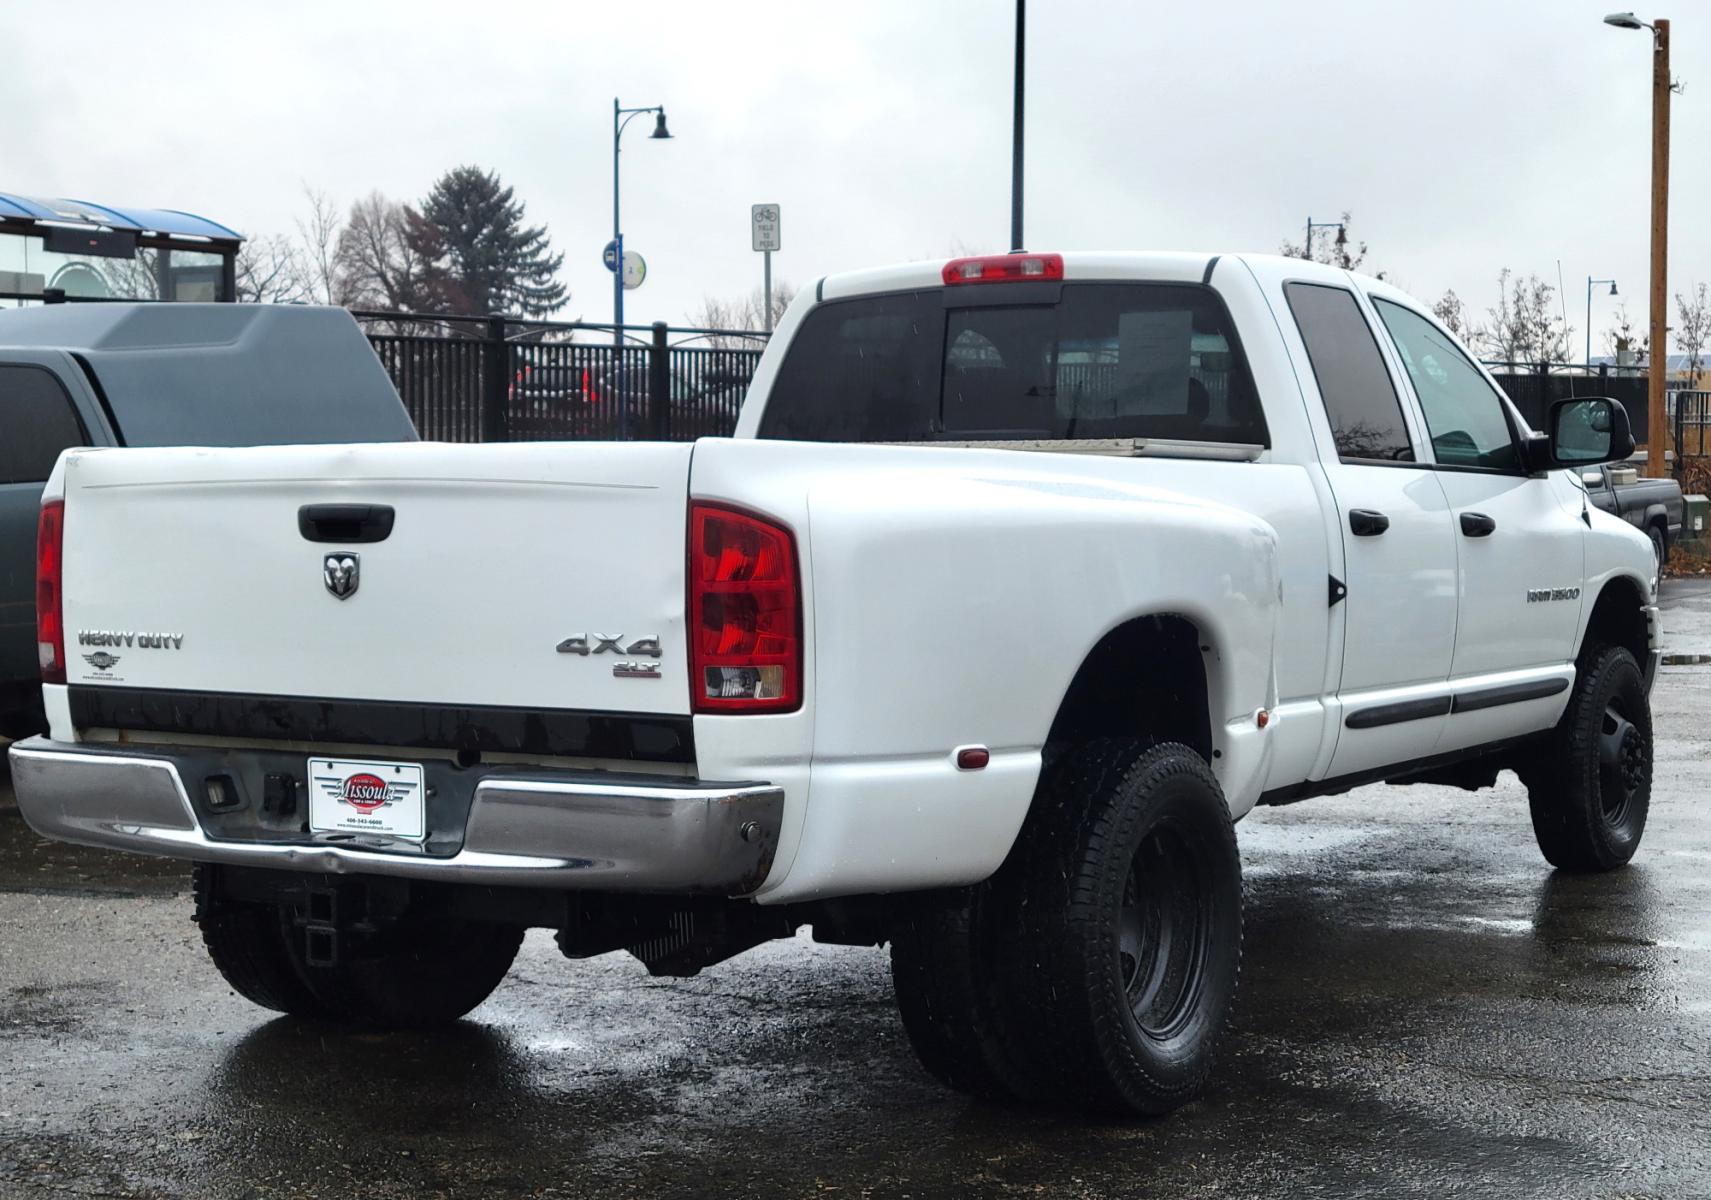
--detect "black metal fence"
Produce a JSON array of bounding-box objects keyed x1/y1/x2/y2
[
  {"x1": 356, "y1": 313, "x2": 767, "y2": 443},
  {"x1": 1673, "y1": 390, "x2": 1711, "y2": 459},
  {"x1": 1483, "y1": 362, "x2": 1653, "y2": 446},
  {"x1": 360, "y1": 318, "x2": 1665, "y2": 452}
]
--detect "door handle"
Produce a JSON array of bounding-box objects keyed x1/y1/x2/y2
[
  {"x1": 1459, "y1": 512, "x2": 1497, "y2": 538},
  {"x1": 298, "y1": 504, "x2": 396, "y2": 544},
  {"x1": 1349, "y1": 509, "x2": 1389, "y2": 537}
]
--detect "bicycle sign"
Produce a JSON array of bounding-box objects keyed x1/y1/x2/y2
[{"x1": 751, "y1": 204, "x2": 781, "y2": 253}]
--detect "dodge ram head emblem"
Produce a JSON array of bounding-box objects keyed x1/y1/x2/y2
[{"x1": 323, "y1": 553, "x2": 360, "y2": 600}]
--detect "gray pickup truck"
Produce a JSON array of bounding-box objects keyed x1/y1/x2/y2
[
  {"x1": 0, "y1": 303, "x2": 415, "y2": 738},
  {"x1": 1580, "y1": 464, "x2": 1685, "y2": 570}
]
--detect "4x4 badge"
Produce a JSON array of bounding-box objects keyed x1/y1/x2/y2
[
  {"x1": 556, "y1": 634, "x2": 661, "y2": 657},
  {"x1": 324, "y1": 553, "x2": 360, "y2": 600}
]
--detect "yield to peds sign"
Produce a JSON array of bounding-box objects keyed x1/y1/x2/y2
[{"x1": 751, "y1": 204, "x2": 781, "y2": 252}]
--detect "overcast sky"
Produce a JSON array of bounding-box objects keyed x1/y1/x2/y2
[{"x1": 4, "y1": 0, "x2": 1706, "y2": 352}]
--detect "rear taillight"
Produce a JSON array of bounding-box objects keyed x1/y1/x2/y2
[
  {"x1": 36, "y1": 499, "x2": 65, "y2": 685},
  {"x1": 688, "y1": 503, "x2": 801, "y2": 713},
  {"x1": 942, "y1": 252, "x2": 1064, "y2": 285}
]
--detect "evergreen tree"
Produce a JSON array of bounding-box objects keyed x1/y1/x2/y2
[{"x1": 415, "y1": 166, "x2": 567, "y2": 317}]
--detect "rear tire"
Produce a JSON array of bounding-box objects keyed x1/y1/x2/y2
[
  {"x1": 1649, "y1": 524, "x2": 1666, "y2": 581},
  {"x1": 1525, "y1": 644, "x2": 1652, "y2": 872},
  {"x1": 194, "y1": 865, "x2": 330, "y2": 1018},
  {"x1": 195, "y1": 868, "x2": 523, "y2": 1027},
  {"x1": 989, "y1": 740, "x2": 1243, "y2": 1116},
  {"x1": 300, "y1": 915, "x2": 524, "y2": 1028},
  {"x1": 890, "y1": 889, "x2": 1026, "y2": 1100}
]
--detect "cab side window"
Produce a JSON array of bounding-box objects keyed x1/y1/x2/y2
[
  {"x1": 1371, "y1": 299, "x2": 1518, "y2": 471},
  {"x1": 0, "y1": 365, "x2": 88, "y2": 484},
  {"x1": 1284, "y1": 283, "x2": 1415, "y2": 463}
]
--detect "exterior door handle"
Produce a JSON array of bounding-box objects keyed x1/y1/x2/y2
[
  {"x1": 1349, "y1": 509, "x2": 1389, "y2": 537},
  {"x1": 1460, "y1": 512, "x2": 1497, "y2": 538}
]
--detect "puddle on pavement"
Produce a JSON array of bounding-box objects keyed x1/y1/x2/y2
[{"x1": 1662, "y1": 653, "x2": 1711, "y2": 665}]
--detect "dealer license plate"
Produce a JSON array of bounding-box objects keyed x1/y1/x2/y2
[{"x1": 308, "y1": 757, "x2": 426, "y2": 841}]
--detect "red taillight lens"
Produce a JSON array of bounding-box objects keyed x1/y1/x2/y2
[
  {"x1": 941, "y1": 252, "x2": 1064, "y2": 285},
  {"x1": 689, "y1": 503, "x2": 801, "y2": 713},
  {"x1": 36, "y1": 499, "x2": 65, "y2": 685}
]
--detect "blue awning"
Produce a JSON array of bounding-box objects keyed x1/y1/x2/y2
[{"x1": 0, "y1": 192, "x2": 242, "y2": 243}]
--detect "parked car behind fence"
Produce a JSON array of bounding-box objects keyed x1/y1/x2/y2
[{"x1": 360, "y1": 313, "x2": 764, "y2": 443}]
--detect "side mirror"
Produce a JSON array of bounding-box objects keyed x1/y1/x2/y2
[{"x1": 1546, "y1": 397, "x2": 1635, "y2": 468}]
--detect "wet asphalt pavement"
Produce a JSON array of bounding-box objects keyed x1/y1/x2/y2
[{"x1": 5, "y1": 590, "x2": 1711, "y2": 1198}]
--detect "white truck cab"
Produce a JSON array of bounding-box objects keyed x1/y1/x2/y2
[{"x1": 10, "y1": 252, "x2": 1657, "y2": 1117}]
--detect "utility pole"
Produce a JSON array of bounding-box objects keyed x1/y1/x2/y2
[
  {"x1": 1010, "y1": 0, "x2": 1025, "y2": 252},
  {"x1": 1648, "y1": 18, "x2": 1671, "y2": 477}
]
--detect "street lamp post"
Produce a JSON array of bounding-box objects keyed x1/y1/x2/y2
[
  {"x1": 1011, "y1": 0, "x2": 1025, "y2": 251},
  {"x1": 1603, "y1": 12, "x2": 1673, "y2": 476},
  {"x1": 1587, "y1": 277, "x2": 1618, "y2": 366},
  {"x1": 613, "y1": 97, "x2": 671, "y2": 437},
  {"x1": 1305, "y1": 217, "x2": 1346, "y2": 262}
]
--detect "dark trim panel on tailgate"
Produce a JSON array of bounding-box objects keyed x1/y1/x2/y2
[{"x1": 67, "y1": 686, "x2": 695, "y2": 764}]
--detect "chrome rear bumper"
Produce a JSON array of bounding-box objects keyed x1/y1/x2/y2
[{"x1": 7, "y1": 736, "x2": 782, "y2": 895}]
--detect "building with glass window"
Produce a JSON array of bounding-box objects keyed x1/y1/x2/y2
[{"x1": 0, "y1": 193, "x2": 241, "y2": 306}]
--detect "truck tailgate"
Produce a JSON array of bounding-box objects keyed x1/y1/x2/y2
[{"x1": 57, "y1": 441, "x2": 694, "y2": 715}]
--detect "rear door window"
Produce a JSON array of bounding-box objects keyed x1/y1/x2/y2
[
  {"x1": 759, "y1": 284, "x2": 1266, "y2": 445},
  {"x1": 1284, "y1": 282, "x2": 1415, "y2": 463},
  {"x1": 0, "y1": 364, "x2": 87, "y2": 483}
]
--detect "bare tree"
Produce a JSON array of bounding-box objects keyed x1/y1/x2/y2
[
  {"x1": 1481, "y1": 269, "x2": 1571, "y2": 366},
  {"x1": 235, "y1": 234, "x2": 311, "y2": 304},
  {"x1": 1280, "y1": 210, "x2": 1381, "y2": 276},
  {"x1": 1603, "y1": 302, "x2": 1648, "y2": 366},
  {"x1": 334, "y1": 192, "x2": 438, "y2": 313},
  {"x1": 98, "y1": 249, "x2": 161, "y2": 300},
  {"x1": 1676, "y1": 283, "x2": 1709, "y2": 389},
  {"x1": 1431, "y1": 288, "x2": 1481, "y2": 347},
  {"x1": 689, "y1": 282, "x2": 797, "y2": 348},
  {"x1": 295, "y1": 186, "x2": 349, "y2": 306}
]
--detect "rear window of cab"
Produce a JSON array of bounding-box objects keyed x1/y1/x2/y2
[{"x1": 757, "y1": 283, "x2": 1268, "y2": 446}]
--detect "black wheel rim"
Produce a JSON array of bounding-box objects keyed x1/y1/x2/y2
[
  {"x1": 1597, "y1": 700, "x2": 1646, "y2": 827},
  {"x1": 1117, "y1": 824, "x2": 1211, "y2": 1041}
]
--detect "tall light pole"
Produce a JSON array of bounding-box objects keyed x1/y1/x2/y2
[
  {"x1": 1604, "y1": 12, "x2": 1673, "y2": 475},
  {"x1": 613, "y1": 98, "x2": 671, "y2": 337},
  {"x1": 1304, "y1": 217, "x2": 1346, "y2": 262},
  {"x1": 1587, "y1": 277, "x2": 1619, "y2": 366},
  {"x1": 1010, "y1": 0, "x2": 1025, "y2": 251},
  {"x1": 612, "y1": 98, "x2": 670, "y2": 437}
]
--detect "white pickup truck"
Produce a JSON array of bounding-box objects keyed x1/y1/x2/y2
[{"x1": 10, "y1": 252, "x2": 1658, "y2": 1117}]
